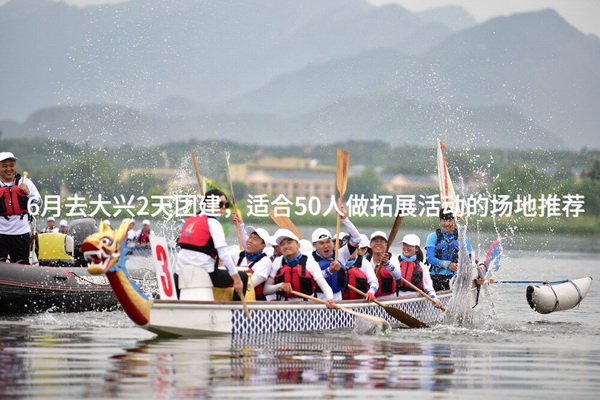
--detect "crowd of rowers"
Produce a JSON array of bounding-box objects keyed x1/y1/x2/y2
[{"x1": 173, "y1": 189, "x2": 473, "y2": 308}]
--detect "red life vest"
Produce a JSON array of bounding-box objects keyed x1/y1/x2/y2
[
  {"x1": 274, "y1": 255, "x2": 316, "y2": 298},
  {"x1": 177, "y1": 214, "x2": 217, "y2": 257},
  {"x1": 237, "y1": 251, "x2": 267, "y2": 300},
  {"x1": 375, "y1": 264, "x2": 397, "y2": 297},
  {"x1": 0, "y1": 185, "x2": 29, "y2": 217},
  {"x1": 398, "y1": 260, "x2": 424, "y2": 291},
  {"x1": 138, "y1": 230, "x2": 151, "y2": 244},
  {"x1": 342, "y1": 266, "x2": 368, "y2": 300}
]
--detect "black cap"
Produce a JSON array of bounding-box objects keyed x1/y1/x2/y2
[{"x1": 439, "y1": 208, "x2": 455, "y2": 220}]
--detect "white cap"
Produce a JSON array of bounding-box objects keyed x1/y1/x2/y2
[
  {"x1": 336, "y1": 232, "x2": 347, "y2": 240},
  {"x1": 59, "y1": 219, "x2": 68, "y2": 227},
  {"x1": 246, "y1": 226, "x2": 271, "y2": 246},
  {"x1": 47, "y1": 216, "x2": 55, "y2": 222},
  {"x1": 370, "y1": 230, "x2": 388, "y2": 241},
  {"x1": 273, "y1": 229, "x2": 300, "y2": 246},
  {"x1": 123, "y1": 218, "x2": 135, "y2": 224},
  {"x1": 311, "y1": 228, "x2": 332, "y2": 243},
  {"x1": 299, "y1": 239, "x2": 313, "y2": 255},
  {"x1": 401, "y1": 234, "x2": 420, "y2": 247},
  {"x1": 358, "y1": 234, "x2": 369, "y2": 248},
  {"x1": 103, "y1": 219, "x2": 111, "y2": 226},
  {"x1": 142, "y1": 219, "x2": 150, "y2": 225},
  {"x1": 0, "y1": 152, "x2": 17, "y2": 162}
]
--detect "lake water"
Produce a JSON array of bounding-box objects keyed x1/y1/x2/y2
[{"x1": 1, "y1": 230, "x2": 599, "y2": 399}]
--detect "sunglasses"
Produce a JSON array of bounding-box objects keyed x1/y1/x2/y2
[{"x1": 219, "y1": 201, "x2": 231, "y2": 209}]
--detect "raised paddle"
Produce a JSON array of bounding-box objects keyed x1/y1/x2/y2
[
  {"x1": 347, "y1": 285, "x2": 429, "y2": 328},
  {"x1": 224, "y1": 152, "x2": 244, "y2": 251},
  {"x1": 290, "y1": 290, "x2": 388, "y2": 325},
  {"x1": 190, "y1": 152, "x2": 205, "y2": 196},
  {"x1": 334, "y1": 148, "x2": 350, "y2": 261},
  {"x1": 268, "y1": 209, "x2": 303, "y2": 240}
]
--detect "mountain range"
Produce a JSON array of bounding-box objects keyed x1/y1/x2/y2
[{"x1": 0, "y1": 0, "x2": 598, "y2": 150}]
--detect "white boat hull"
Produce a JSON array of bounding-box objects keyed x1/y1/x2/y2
[
  {"x1": 143, "y1": 292, "x2": 451, "y2": 336},
  {"x1": 526, "y1": 277, "x2": 592, "y2": 314}
]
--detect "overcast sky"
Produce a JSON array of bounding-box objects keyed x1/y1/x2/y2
[{"x1": 1, "y1": 0, "x2": 598, "y2": 36}]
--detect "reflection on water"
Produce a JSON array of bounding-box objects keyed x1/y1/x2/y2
[{"x1": 0, "y1": 252, "x2": 598, "y2": 399}]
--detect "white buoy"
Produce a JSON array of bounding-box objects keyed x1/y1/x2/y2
[{"x1": 526, "y1": 277, "x2": 592, "y2": 314}]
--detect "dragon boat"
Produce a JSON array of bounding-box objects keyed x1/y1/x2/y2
[{"x1": 82, "y1": 220, "x2": 450, "y2": 337}]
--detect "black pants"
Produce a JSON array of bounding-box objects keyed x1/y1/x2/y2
[
  {"x1": 0, "y1": 233, "x2": 30, "y2": 264},
  {"x1": 173, "y1": 270, "x2": 248, "y2": 300},
  {"x1": 431, "y1": 274, "x2": 453, "y2": 291}
]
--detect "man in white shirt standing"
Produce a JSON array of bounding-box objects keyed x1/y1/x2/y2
[{"x1": 0, "y1": 152, "x2": 42, "y2": 264}]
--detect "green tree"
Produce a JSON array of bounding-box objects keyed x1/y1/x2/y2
[
  {"x1": 121, "y1": 171, "x2": 161, "y2": 197},
  {"x1": 346, "y1": 167, "x2": 389, "y2": 199},
  {"x1": 61, "y1": 154, "x2": 121, "y2": 196},
  {"x1": 492, "y1": 164, "x2": 552, "y2": 197}
]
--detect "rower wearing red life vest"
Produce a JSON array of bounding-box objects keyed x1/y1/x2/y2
[
  {"x1": 342, "y1": 234, "x2": 379, "y2": 300},
  {"x1": 0, "y1": 152, "x2": 42, "y2": 264},
  {"x1": 397, "y1": 234, "x2": 443, "y2": 309},
  {"x1": 173, "y1": 189, "x2": 247, "y2": 300},
  {"x1": 135, "y1": 219, "x2": 154, "y2": 248},
  {"x1": 368, "y1": 230, "x2": 402, "y2": 299},
  {"x1": 263, "y1": 229, "x2": 334, "y2": 308}
]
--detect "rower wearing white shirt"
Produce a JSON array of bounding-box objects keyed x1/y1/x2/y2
[
  {"x1": 232, "y1": 225, "x2": 273, "y2": 300},
  {"x1": 263, "y1": 229, "x2": 335, "y2": 308},
  {"x1": 174, "y1": 189, "x2": 247, "y2": 300}
]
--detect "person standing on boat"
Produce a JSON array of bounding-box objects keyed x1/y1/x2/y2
[
  {"x1": 368, "y1": 231, "x2": 402, "y2": 298},
  {"x1": 311, "y1": 205, "x2": 364, "y2": 301},
  {"x1": 41, "y1": 217, "x2": 58, "y2": 233},
  {"x1": 263, "y1": 229, "x2": 334, "y2": 307},
  {"x1": 135, "y1": 219, "x2": 154, "y2": 248},
  {"x1": 425, "y1": 208, "x2": 474, "y2": 291},
  {"x1": 174, "y1": 189, "x2": 247, "y2": 300},
  {"x1": 124, "y1": 219, "x2": 136, "y2": 248},
  {"x1": 341, "y1": 234, "x2": 379, "y2": 300},
  {"x1": 397, "y1": 234, "x2": 443, "y2": 308},
  {"x1": 0, "y1": 152, "x2": 42, "y2": 264}
]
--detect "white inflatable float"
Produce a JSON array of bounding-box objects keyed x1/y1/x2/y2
[{"x1": 526, "y1": 277, "x2": 593, "y2": 314}]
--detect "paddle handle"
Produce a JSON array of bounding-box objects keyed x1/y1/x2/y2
[
  {"x1": 347, "y1": 284, "x2": 385, "y2": 308},
  {"x1": 190, "y1": 153, "x2": 204, "y2": 196},
  {"x1": 290, "y1": 290, "x2": 387, "y2": 324},
  {"x1": 400, "y1": 277, "x2": 446, "y2": 311}
]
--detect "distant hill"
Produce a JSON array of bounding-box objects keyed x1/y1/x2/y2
[{"x1": 0, "y1": 0, "x2": 598, "y2": 150}]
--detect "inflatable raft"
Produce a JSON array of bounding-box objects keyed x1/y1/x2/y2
[{"x1": 526, "y1": 277, "x2": 593, "y2": 314}]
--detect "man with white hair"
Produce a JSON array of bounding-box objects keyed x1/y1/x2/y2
[
  {"x1": 0, "y1": 152, "x2": 42, "y2": 264},
  {"x1": 263, "y1": 229, "x2": 334, "y2": 307}
]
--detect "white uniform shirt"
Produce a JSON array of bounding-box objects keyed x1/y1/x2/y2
[
  {"x1": 0, "y1": 178, "x2": 42, "y2": 235},
  {"x1": 174, "y1": 216, "x2": 237, "y2": 276},
  {"x1": 266, "y1": 254, "x2": 334, "y2": 300},
  {"x1": 233, "y1": 250, "x2": 275, "y2": 300}
]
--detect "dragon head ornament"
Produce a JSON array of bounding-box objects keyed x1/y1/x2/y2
[{"x1": 82, "y1": 219, "x2": 130, "y2": 275}]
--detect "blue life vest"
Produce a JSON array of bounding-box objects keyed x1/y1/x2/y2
[
  {"x1": 434, "y1": 228, "x2": 459, "y2": 263},
  {"x1": 313, "y1": 251, "x2": 347, "y2": 293}
]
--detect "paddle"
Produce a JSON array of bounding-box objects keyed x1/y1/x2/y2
[
  {"x1": 334, "y1": 148, "x2": 349, "y2": 261},
  {"x1": 224, "y1": 153, "x2": 244, "y2": 251},
  {"x1": 347, "y1": 285, "x2": 429, "y2": 328},
  {"x1": 290, "y1": 290, "x2": 387, "y2": 325},
  {"x1": 399, "y1": 277, "x2": 446, "y2": 311},
  {"x1": 190, "y1": 152, "x2": 205, "y2": 196},
  {"x1": 268, "y1": 209, "x2": 303, "y2": 240}
]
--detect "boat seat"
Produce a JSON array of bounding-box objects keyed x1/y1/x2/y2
[
  {"x1": 38, "y1": 233, "x2": 75, "y2": 263},
  {"x1": 179, "y1": 265, "x2": 215, "y2": 301}
]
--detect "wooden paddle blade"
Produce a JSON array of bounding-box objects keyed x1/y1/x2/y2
[
  {"x1": 347, "y1": 285, "x2": 429, "y2": 328},
  {"x1": 386, "y1": 212, "x2": 404, "y2": 251},
  {"x1": 335, "y1": 148, "x2": 350, "y2": 198},
  {"x1": 190, "y1": 153, "x2": 204, "y2": 196},
  {"x1": 382, "y1": 304, "x2": 429, "y2": 328},
  {"x1": 268, "y1": 209, "x2": 303, "y2": 240}
]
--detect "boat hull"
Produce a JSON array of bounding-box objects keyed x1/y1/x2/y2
[
  {"x1": 142, "y1": 292, "x2": 451, "y2": 336},
  {"x1": 526, "y1": 277, "x2": 593, "y2": 314},
  {"x1": 0, "y1": 261, "x2": 150, "y2": 313}
]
